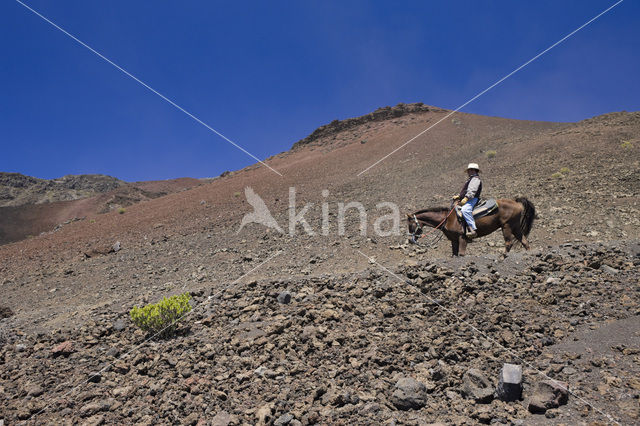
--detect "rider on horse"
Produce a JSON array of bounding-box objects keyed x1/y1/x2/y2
[{"x1": 452, "y1": 163, "x2": 482, "y2": 238}]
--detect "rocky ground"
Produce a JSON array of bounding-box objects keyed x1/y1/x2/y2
[
  {"x1": 1, "y1": 240, "x2": 638, "y2": 424},
  {"x1": 0, "y1": 173, "x2": 126, "y2": 208}
]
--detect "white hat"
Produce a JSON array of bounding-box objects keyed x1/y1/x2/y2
[{"x1": 467, "y1": 163, "x2": 480, "y2": 171}]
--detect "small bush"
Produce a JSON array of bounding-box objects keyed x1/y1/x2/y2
[
  {"x1": 621, "y1": 140, "x2": 632, "y2": 149},
  {"x1": 233, "y1": 192, "x2": 241, "y2": 198},
  {"x1": 118, "y1": 208, "x2": 126, "y2": 214},
  {"x1": 130, "y1": 293, "x2": 192, "y2": 338},
  {"x1": 486, "y1": 150, "x2": 497, "y2": 159},
  {"x1": 560, "y1": 167, "x2": 570, "y2": 174},
  {"x1": 551, "y1": 172, "x2": 564, "y2": 179}
]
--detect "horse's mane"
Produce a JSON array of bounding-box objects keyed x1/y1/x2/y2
[{"x1": 412, "y1": 207, "x2": 449, "y2": 215}]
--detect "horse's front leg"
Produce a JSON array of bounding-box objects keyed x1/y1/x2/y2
[
  {"x1": 458, "y1": 236, "x2": 468, "y2": 256},
  {"x1": 451, "y1": 238, "x2": 459, "y2": 256}
]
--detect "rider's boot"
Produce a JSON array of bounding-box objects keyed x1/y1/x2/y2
[{"x1": 466, "y1": 228, "x2": 477, "y2": 238}]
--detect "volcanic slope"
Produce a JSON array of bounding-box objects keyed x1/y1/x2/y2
[
  {"x1": 0, "y1": 175, "x2": 204, "y2": 245},
  {"x1": 0, "y1": 103, "x2": 639, "y2": 424}
]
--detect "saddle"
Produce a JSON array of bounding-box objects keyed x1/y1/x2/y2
[{"x1": 455, "y1": 198, "x2": 499, "y2": 221}]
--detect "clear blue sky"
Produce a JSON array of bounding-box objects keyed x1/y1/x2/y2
[{"x1": 1, "y1": 1, "x2": 638, "y2": 181}]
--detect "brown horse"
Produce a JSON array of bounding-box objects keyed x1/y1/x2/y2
[{"x1": 407, "y1": 198, "x2": 536, "y2": 256}]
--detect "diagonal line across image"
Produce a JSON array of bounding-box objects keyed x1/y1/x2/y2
[
  {"x1": 356, "y1": 250, "x2": 620, "y2": 424},
  {"x1": 14, "y1": 0, "x2": 283, "y2": 177},
  {"x1": 29, "y1": 250, "x2": 283, "y2": 418},
  {"x1": 357, "y1": 0, "x2": 624, "y2": 177}
]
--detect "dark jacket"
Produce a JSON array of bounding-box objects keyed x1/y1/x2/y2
[{"x1": 459, "y1": 174, "x2": 482, "y2": 199}]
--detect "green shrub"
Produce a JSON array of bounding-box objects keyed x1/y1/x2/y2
[
  {"x1": 130, "y1": 292, "x2": 192, "y2": 338},
  {"x1": 486, "y1": 150, "x2": 497, "y2": 159},
  {"x1": 118, "y1": 208, "x2": 126, "y2": 214},
  {"x1": 551, "y1": 172, "x2": 564, "y2": 179},
  {"x1": 559, "y1": 167, "x2": 570, "y2": 174},
  {"x1": 233, "y1": 191, "x2": 241, "y2": 198},
  {"x1": 621, "y1": 140, "x2": 632, "y2": 149}
]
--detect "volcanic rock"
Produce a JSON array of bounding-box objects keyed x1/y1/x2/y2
[
  {"x1": 274, "y1": 413, "x2": 294, "y2": 425},
  {"x1": 277, "y1": 291, "x2": 292, "y2": 304},
  {"x1": 79, "y1": 399, "x2": 113, "y2": 417},
  {"x1": 528, "y1": 380, "x2": 569, "y2": 414},
  {"x1": 25, "y1": 384, "x2": 44, "y2": 397},
  {"x1": 0, "y1": 306, "x2": 13, "y2": 318},
  {"x1": 51, "y1": 340, "x2": 74, "y2": 357},
  {"x1": 390, "y1": 377, "x2": 428, "y2": 410},
  {"x1": 211, "y1": 410, "x2": 233, "y2": 426},
  {"x1": 255, "y1": 404, "x2": 273, "y2": 425},
  {"x1": 461, "y1": 368, "x2": 494, "y2": 403}
]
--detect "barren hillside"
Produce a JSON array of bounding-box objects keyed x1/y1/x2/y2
[
  {"x1": 0, "y1": 173, "x2": 125, "y2": 207},
  {"x1": 0, "y1": 176, "x2": 205, "y2": 245},
  {"x1": 0, "y1": 104, "x2": 638, "y2": 424}
]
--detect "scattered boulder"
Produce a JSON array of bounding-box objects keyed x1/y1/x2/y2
[
  {"x1": 600, "y1": 264, "x2": 619, "y2": 275},
  {"x1": 300, "y1": 325, "x2": 316, "y2": 341},
  {"x1": 274, "y1": 413, "x2": 294, "y2": 425},
  {"x1": 255, "y1": 404, "x2": 273, "y2": 425},
  {"x1": 254, "y1": 366, "x2": 277, "y2": 378},
  {"x1": 277, "y1": 291, "x2": 292, "y2": 304},
  {"x1": 390, "y1": 377, "x2": 428, "y2": 410},
  {"x1": 0, "y1": 306, "x2": 13, "y2": 319},
  {"x1": 112, "y1": 241, "x2": 121, "y2": 253},
  {"x1": 25, "y1": 384, "x2": 44, "y2": 397},
  {"x1": 88, "y1": 371, "x2": 102, "y2": 383},
  {"x1": 211, "y1": 410, "x2": 233, "y2": 426},
  {"x1": 528, "y1": 380, "x2": 569, "y2": 414},
  {"x1": 113, "y1": 360, "x2": 129, "y2": 374},
  {"x1": 51, "y1": 340, "x2": 74, "y2": 357},
  {"x1": 112, "y1": 319, "x2": 126, "y2": 331},
  {"x1": 495, "y1": 363, "x2": 522, "y2": 402},
  {"x1": 461, "y1": 368, "x2": 494, "y2": 403},
  {"x1": 321, "y1": 388, "x2": 358, "y2": 407},
  {"x1": 360, "y1": 402, "x2": 380, "y2": 414},
  {"x1": 79, "y1": 399, "x2": 113, "y2": 417}
]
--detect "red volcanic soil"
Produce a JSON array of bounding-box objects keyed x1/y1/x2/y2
[
  {"x1": 131, "y1": 177, "x2": 205, "y2": 194},
  {"x1": 2, "y1": 105, "x2": 637, "y2": 266}
]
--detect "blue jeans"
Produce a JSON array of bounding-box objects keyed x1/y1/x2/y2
[{"x1": 461, "y1": 197, "x2": 479, "y2": 231}]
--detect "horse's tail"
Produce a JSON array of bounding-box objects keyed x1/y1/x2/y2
[{"x1": 515, "y1": 197, "x2": 536, "y2": 237}]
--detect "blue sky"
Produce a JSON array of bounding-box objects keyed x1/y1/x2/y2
[{"x1": 1, "y1": 1, "x2": 638, "y2": 181}]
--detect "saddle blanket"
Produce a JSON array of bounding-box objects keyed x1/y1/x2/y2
[{"x1": 455, "y1": 198, "x2": 499, "y2": 220}]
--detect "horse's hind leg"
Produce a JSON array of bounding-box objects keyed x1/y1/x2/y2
[
  {"x1": 513, "y1": 226, "x2": 531, "y2": 250},
  {"x1": 501, "y1": 224, "x2": 515, "y2": 254}
]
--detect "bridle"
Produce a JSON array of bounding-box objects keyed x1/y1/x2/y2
[
  {"x1": 410, "y1": 214, "x2": 424, "y2": 244},
  {"x1": 409, "y1": 206, "x2": 456, "y2": 245}
]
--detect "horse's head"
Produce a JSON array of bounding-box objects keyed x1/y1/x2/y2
[{"x1": 407, "y1": 214, "x2": 422, "y2": 243}]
